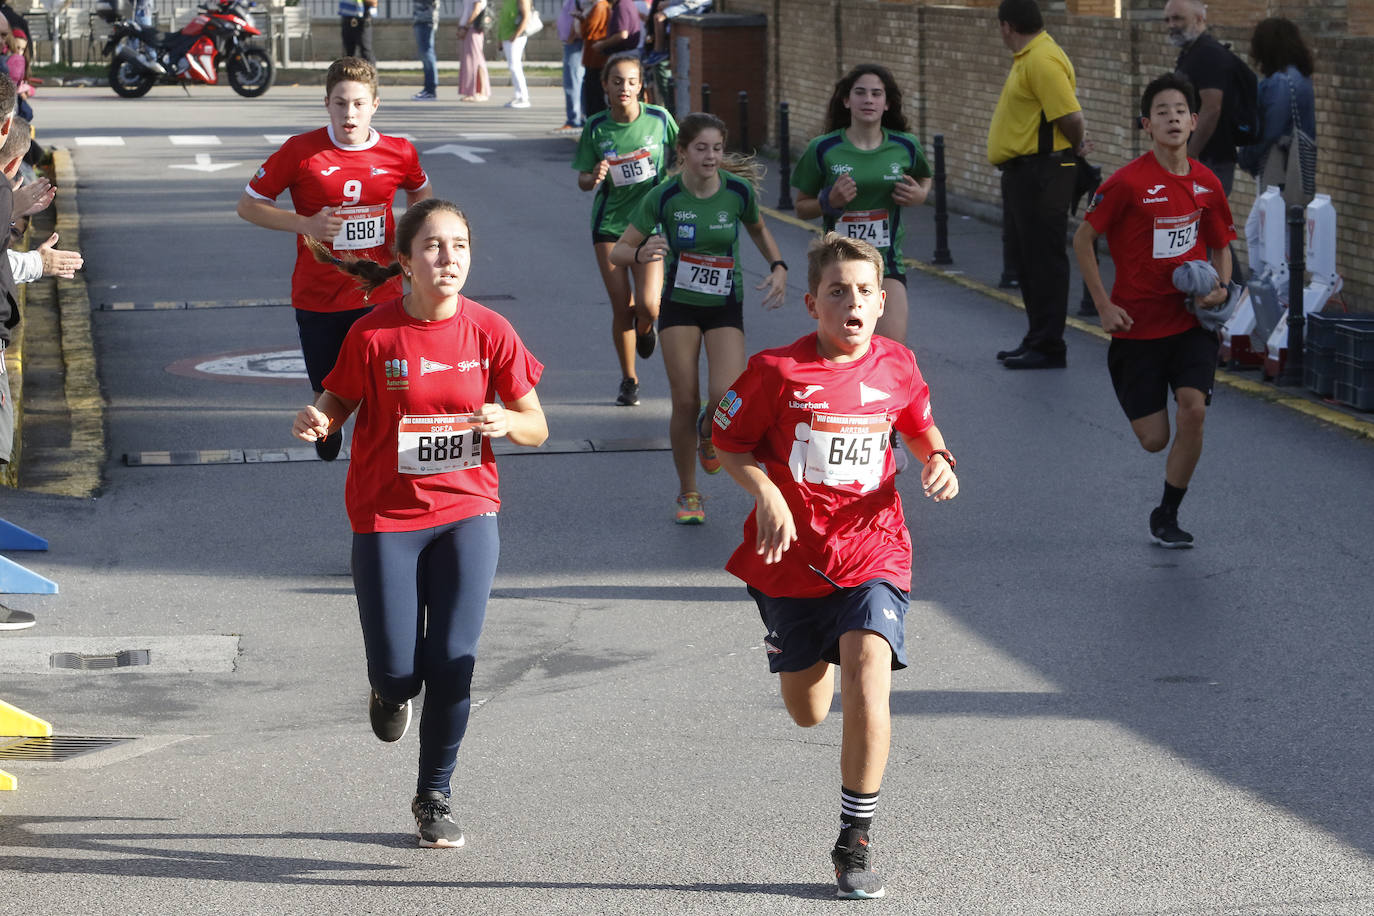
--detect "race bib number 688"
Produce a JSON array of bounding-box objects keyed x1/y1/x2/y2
[{"x1": 397, "y1": 414, "x2": 482, "y2": 475}]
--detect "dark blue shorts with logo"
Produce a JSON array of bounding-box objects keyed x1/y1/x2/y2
[{"x1": 748, "y1": 577, "x2": 909, "y2": 674}]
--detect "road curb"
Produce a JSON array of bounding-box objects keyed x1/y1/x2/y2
[
  {"x1": 760, "y1": 204, "x2": 1374, "y2": 443},
  {"x1": 46, "y1": 149, "x2": 105, "y2": 498}
]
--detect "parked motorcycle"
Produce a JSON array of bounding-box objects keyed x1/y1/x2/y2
[{"x1": 99, "y1": 0, "x2": 274, "y2": 98}]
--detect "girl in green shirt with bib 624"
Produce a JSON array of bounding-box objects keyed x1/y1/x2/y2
[
  {"x1": 611, "y1": 113, "x2": 787, "y2": 525},
  {"x1": 793, "y1": 64, "x2": 932, "y2": 347}
]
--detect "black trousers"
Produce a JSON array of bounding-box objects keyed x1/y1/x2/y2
[
  {"x1": 341, "y1": 15, "x2": 375, "y2": 65},
  {"x1": 1001, "y1": 153, "x2": 1076, "y2": 356}
]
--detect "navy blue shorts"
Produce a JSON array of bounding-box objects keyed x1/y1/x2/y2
[
  {"x1": 748, "y1": 578, "x2": 909, "y2": 674},
  {"x1": 295, "y1": 306, "x2": 372, "y2": 393}
]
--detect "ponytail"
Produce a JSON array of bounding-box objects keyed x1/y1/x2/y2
[{"x1": 303, "y1": 235, "x2": 404, "y2": 295}]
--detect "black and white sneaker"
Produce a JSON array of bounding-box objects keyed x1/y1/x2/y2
[
  {"x1": 615, "y1": 377, "x2": 640, "y2": 406},
  {"x1": 0, "y1": 605, "x2": 36, "y2": 630},
  {"x1": 636, "y1": 320, "x2": 657, "y2": 359},
  {"x1": 831, "y1": 827, "x2": 886, "y2": 899},
  {"x1": 412, "y1": 790, "x2": 465, "y2": 848},
  {"x1": 1149, "y1": 506, "x2": 1195, "y2": 549},
  {"x1": 315, "y1": 431, "x2": 343, "y2": 462},
  {"x1": 368, "y1": 690, "x2": 411, "y2": 743}
]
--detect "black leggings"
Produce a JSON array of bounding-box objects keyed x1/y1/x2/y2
[{"x1": 352, "y1": 513, "x2": 500, "y2": 795}]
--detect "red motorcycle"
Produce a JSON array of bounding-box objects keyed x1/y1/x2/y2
[{"x1": 100, "y1": 0, "x2": 274, "y2": 98}]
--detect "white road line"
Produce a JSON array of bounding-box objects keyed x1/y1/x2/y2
[
  {"x1": 75, "y1": 136, "x2": 125, "y2": 146},
  {"x1": 169, "y1": 135, "x2": 222, "y2": 145}
]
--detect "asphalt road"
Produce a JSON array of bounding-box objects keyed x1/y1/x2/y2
[{"x1": 0, "y1": 84, "x2": 1371, "y2": 915}]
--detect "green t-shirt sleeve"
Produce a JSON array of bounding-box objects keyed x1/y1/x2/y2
[
  {"x1": 791, "y1": 138, "x2": 824, "y2": 195},
  {"x1": 908, "y1": 139, "x2": 932, "y2": 180},
  {"x1": 742, "y1": 180, "x2": 760, "y2": 224},
  {"x1": 572, "y1": 127, "x2": 599, "y2": 172},
  {"x1": 630, "y1": 185, "x2": 660, "y2": 236},
  {"x1": 664, "y1": 113, "x2": 679, "y2": 150}
]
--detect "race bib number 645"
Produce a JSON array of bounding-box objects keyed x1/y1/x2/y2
[
  {"x1": 397, "y1": 414, "x2": 482, "y2": 475},
  {"x1": 803, "y1": 411, "x2": 890, "y2": 491}
]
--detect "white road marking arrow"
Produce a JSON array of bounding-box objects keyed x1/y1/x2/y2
[
  {"x1": 169, "y1": 153, "x2": 241, "y2": 173},
  {"x1": 423, "y1": 144, "x2": 493, "y2": 164}
]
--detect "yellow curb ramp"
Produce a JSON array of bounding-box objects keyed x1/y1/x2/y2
[
  {"x1": 0, "y1": 697, "x2": 53, "y2": 790},
  {"x1": 760, "y1": 205, "x2": 1374, "y2": 443}
]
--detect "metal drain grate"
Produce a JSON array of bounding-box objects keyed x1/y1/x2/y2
[
  {"x1": 50, "y1": 649, "x2": 151, "y2": 670},
  {"x1": 0, "y1": 736, "x2": 134, "y2": 761}
]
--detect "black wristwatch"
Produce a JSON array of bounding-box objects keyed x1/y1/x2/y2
[
  {"x1": 769, "y1": 259, "x2": 788, "y2": 271},
  {"x1": 926, "y1": 449, "x2": 956, "y2": 469}
]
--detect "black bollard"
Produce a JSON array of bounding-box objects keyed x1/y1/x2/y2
[
  {"x1": 1277, "y1": 205, "x2": 1307, "y2": 386},
  {"x1": 701, "y1": 83, "x2": 711, "y2": 114},
  {"x1": 738, "y1": 91, "x2": 750, "y2": 153},
  {"x1": 776, "y1": 101, "x2": 794, "y2": 210},
  {"x1": 932, "y1": 134, "x2": 953, "y2": 265}
]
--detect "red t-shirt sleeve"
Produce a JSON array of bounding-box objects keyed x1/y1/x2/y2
[
  {"x1": 1201, "y1": 186, "x2": 1237, "y2": 249},
  {"x1": 712, "y1": 358, "x2": 779, "y2": 456},
  {"x1": 1084, "y1": 170, "x2": 1127, "y2": 236},
  {"x1": 401, "y1": 141, "x2": 430, "y2": 193},
  {"x1": 247, "y1": 139, "x2": 300, "y2": 203},
  {"x1": 322, "y1": 320, "x2": 368, "y2": 402},
  {"x1": 490, "y1": 319, "x2": 544, "y2": 404},
  {"x1": 893, "y1": 362, "x2": 934, "y2": 438}
]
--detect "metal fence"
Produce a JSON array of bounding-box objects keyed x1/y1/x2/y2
[{"x1": 39, "y1": 0, "x2": 562, "y2": 21}]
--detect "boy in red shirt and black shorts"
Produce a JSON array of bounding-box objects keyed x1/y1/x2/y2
[
  {"x1": 713, "y1": 232, "x2": 959, "y2": 899},
  {"x1": 1074, "y1": 72, "x2": 1235, "y2": 548},
  {"x1": 238, "y1": 57, "x2": 431, "y2": 460}
]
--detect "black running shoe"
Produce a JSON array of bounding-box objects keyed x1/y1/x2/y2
[
  {"x1": 636, "y1": 321, "x2": 657, "y2": 359},
  {"x1": 368, "y1": 690, "x2": 411, "y2": 742},
  {"x1": 412, "y1": 790, "x2": 465, "y2": 848},
  {"x1": 1149, "y1": 506, "x2": 1195, "y2": 549},
  {"x1": 616, "y1": 377, "x2": 640, "y2": 406},
  {"x1": 315, "y1": 431, "x2": 343, "y2": 462},
  {"x1": 831, "y1": 827, "x2": 886, "y2": 899}
]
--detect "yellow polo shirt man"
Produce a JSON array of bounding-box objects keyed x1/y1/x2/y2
[{"x1": 987, "y1": 0, "x2": 1086, "y2": 370}]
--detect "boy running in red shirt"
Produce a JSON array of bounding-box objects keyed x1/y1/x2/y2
[
  {"x1": 238, "y1": 56, "x2": 432, "y2": 460},
  {"x1": 1074, "y1": 72, "x2": 1235, "y2": 548},
  {"x1": 713, "y1": 232, "x2": 959, "y2": 899}
]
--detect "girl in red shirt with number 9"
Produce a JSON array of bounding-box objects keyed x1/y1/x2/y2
[{"x1": 291, "y1": 198, "x2": 547, "y2": 849}]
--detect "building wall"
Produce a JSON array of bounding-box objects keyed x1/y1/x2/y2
[{"x1": 718, "y1": 0, "x2": 1372, "y2": 310}]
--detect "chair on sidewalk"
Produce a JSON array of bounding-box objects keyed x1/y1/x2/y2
[
  {"x1": 23, "y1": 7, "x2": 55, "y2": 65},
  {"x1": 60, "y1": 6, "x2": 92, "y2": 66},
  {"x1": 278, "y1": 5, "x2": 311, "y2": 67}
]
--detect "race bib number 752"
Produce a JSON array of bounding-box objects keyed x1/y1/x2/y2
[{"x1": 1153, "y1": 211, "x2": 1201, "y2": 259}]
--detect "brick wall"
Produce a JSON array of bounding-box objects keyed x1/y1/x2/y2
[{"x1": 716, "y1": 0, "x2": 1373, "y2": 309}]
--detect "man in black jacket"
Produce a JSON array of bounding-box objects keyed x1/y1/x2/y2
[{"x1": 1164, "y1": 0, "x2": 1238, "y2": 194}]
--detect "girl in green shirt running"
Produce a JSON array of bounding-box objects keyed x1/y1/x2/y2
[
  {"x1": 610, "y1": 113, "x2": 787, "y2": 525},
  {"x1": 793, "y1": 64, "x2": 932, "y2": 347},
  {"x1": 573, "y1": 53, "x2": 678, "y2": 406}
]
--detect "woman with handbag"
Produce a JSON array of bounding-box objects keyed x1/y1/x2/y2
[
  {"x1": 456, "y1": 0, "x2": 490, "y2": 102},
  {"x1": 1238, "y1": 17, "x2": 1315, "y2": 210}
]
